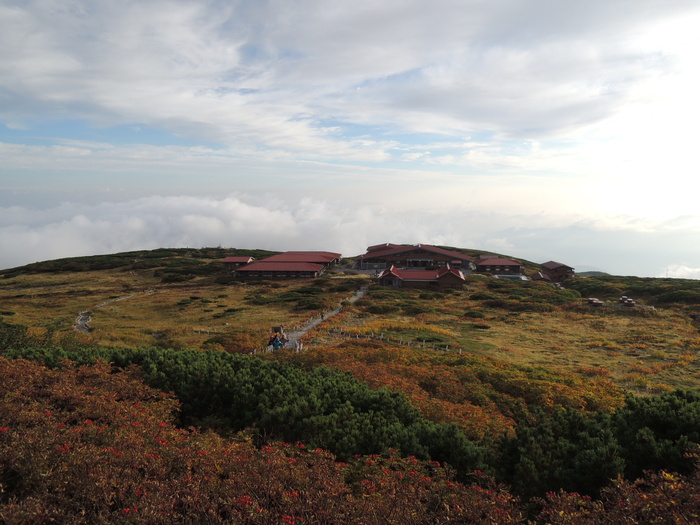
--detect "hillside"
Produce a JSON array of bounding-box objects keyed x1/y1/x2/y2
[
  {"x1": 1, "y1": 248, "x2": 700, "y2": 522},
  {"x1": 2, "y1": 249, "x2": 698, "y2": 393}
]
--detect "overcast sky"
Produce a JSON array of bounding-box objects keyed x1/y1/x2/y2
[{"x1": 1, "y1": 0, "x2": 699, "y2": 277}]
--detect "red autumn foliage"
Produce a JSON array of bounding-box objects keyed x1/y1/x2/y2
[
  {"x1": 536, "y1": 465, "x2": 700, "y2": 524},
  {"x1": 0, "y1": 357, "x2": 523, "y2": 524},
  {"x1": 2, "y1": 357, "x2": 698, "y2": 523}
]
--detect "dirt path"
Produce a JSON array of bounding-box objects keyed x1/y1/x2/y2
[
  {"x1": 283, "y1": 285, "x2": 368, "y2": 349},
  {"x1": 75, "y1": 311, "x2": 92, "y2": 333},
  {"x1": 71, "y1": 285, "x2": 367, "y2": 347},
  {"x1": 73, "y1": 289, "x2": 156, "y2": 333}
]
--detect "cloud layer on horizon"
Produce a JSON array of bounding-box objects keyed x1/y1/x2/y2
[{"x1": 2, "y1": 194, "x2": 699, "y2": 279}]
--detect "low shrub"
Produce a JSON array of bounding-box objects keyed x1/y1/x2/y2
[{"x1": 0, "y1": 357, "x2": 522, "y2": 524}]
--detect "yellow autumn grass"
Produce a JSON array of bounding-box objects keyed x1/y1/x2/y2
[
  {"x1": 317, "y1": 283, "x2": 700, "y2": 392},
  {"x1": 337, "y1": 319, "x2": 455, "y2": 337},
  {"x1": 0, "y1": 268, "x2": 369, "y2": 350},
  {"x1": 3, "y1": 264, "x2": 700, "y2": 393}
]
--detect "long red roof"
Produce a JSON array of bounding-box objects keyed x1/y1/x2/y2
[
  {"x1": 260, "y1": 251, "x2": 341, "y2": 264},
  {"x1": 366, "y1": 242, "x2": 403, "y2": 253},
  {"x1": 378, "y1": 265, "x2": 465, "y2": 281},
  {"x1": 236, "y1": 261, "x2": 324, "y2": 272},
  {"x1": 360, "y1": 244, "x2": 472, "y2": 262},
  {"x1": 476, "y1": 257, "x2": 522, "y2": 266}
]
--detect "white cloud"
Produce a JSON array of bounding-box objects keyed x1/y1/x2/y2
[
  {"x1": 662, "y1": 265, "x2": 700, "y2": 280},
  {"x1": 0, "y1": 194, "x2": 698, "y2": 279},
  {"x1": 1, "y1": 1, "x2": 699, "y2": 277},
  {"x1": 2, "y1": 0, "x2": 699, "y2": 157}
]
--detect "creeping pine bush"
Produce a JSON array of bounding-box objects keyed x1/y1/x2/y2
[
  {"x1": 615, "y1": 390, "x2": 700, "y2": 480},
  {"x1": 0, "y1": 345, "x2": 486, "y2": 475},
  {"x1": 0, "y1": 357, "x2": 524, "y2": 524},
  {"x1": 498, "y1": 407, "x2": 624, "y2": 499}
]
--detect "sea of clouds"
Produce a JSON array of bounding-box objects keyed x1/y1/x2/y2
[{"x1": 2, "y1": 193, "x2": 699, "y2": 279}]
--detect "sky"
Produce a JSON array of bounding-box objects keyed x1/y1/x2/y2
[{"x1": 1, "y1": 0, "x2": 699, "y2": 277}]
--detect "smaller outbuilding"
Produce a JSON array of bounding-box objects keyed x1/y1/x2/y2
[
  {"x1": 475, "y1": 256, "x2": 524, "y2": 275},
  {"x1": 221, "y1": 256, "x2": 255, "y2": 270},
  {"x1": 377, "y1": 264, "x2": 466, "y2": 290},
  {"x1": 540, "y1": 261, "x2": 575, "y2": 283}
]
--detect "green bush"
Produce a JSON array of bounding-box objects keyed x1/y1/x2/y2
[
  {"x1": 0, "y1": 345, "x2": 485, "y2": 474},
  {"x1": 365, "y1": 304, "x2": 399, "y2": 314},
  {"x1": 655, "y1": 290, "x2": 700, "y2": 305},
  {"x1": 297, "y1": 297, "x2": 326, "y2": 310},
  {"x1": 402, "y1": 304, "x2": 434, "y2": 315},
  {"x1": 565, "y1": 278, "x2": 624, "y2": 299},
  {"x1": 615, "y1": 390, "x2": 700, "y2": 479},
  {"x1": 499, "y1": 408, "x2": 623, "y2": 499}
]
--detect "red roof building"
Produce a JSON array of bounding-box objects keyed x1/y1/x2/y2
[
  {"x1": 475, "y1": 257, "x2": 524, "y2": 275},
  {"x1": 235, "y1": 261, "x2": 325, "y2": 279},
  {"x1": 357, "y1": 244, "x2": 473, "y2": 270},
  {"x1": 221, "y1": 256, "x2": 255, "y2": 270},
  {"x1": 233, "y1": 250, "x2": 341, "y2": 279},
  {"x1": 540, "y1": 261, "x2": 575, "y2": 282},
  {"x1": 365, "y1": 242, "x2": 403, "y2": 253},
  {"x1": 377, "y1": 264, "x2": 466, "y2": 290},
  {"x1": 260, "y1": 251, "x2": 341, "y2": 266}
]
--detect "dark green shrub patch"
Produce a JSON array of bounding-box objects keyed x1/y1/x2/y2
[{"x1": 0, "y1": 344, "x2": 485, "y2": 475}]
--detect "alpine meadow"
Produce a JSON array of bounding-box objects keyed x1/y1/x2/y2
[{"x1": 1, "y1": 247, "x2": 700, "y2": 523}]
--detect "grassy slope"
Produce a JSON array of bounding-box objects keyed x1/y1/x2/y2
[
  {"x1": 1, "y1": 250, "x2": 699, "y2": 396},
  {"x1": 0, "y1": 250, "x2": 369, "y2": 350},
  {"x1": 300, "y1": 279, "x2": 699, "y2": 394}
]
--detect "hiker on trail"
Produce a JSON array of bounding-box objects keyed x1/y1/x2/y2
[{"x1": 269, "y1": 334, "x2": 286, "y2": 351}]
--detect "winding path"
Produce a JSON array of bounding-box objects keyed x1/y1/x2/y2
[
  {"x1": 73, "y1": 290, "x2": 155, "y2": 333},
  {"x1": 283, "y1": 285, "x2": 368, "y2": 349},
  {"x1": 72, "y1": 285, "x2": 367, "y2": 348},
  {"x1": 74, "y1": 311, "x2": 92, "y2": 333}
]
